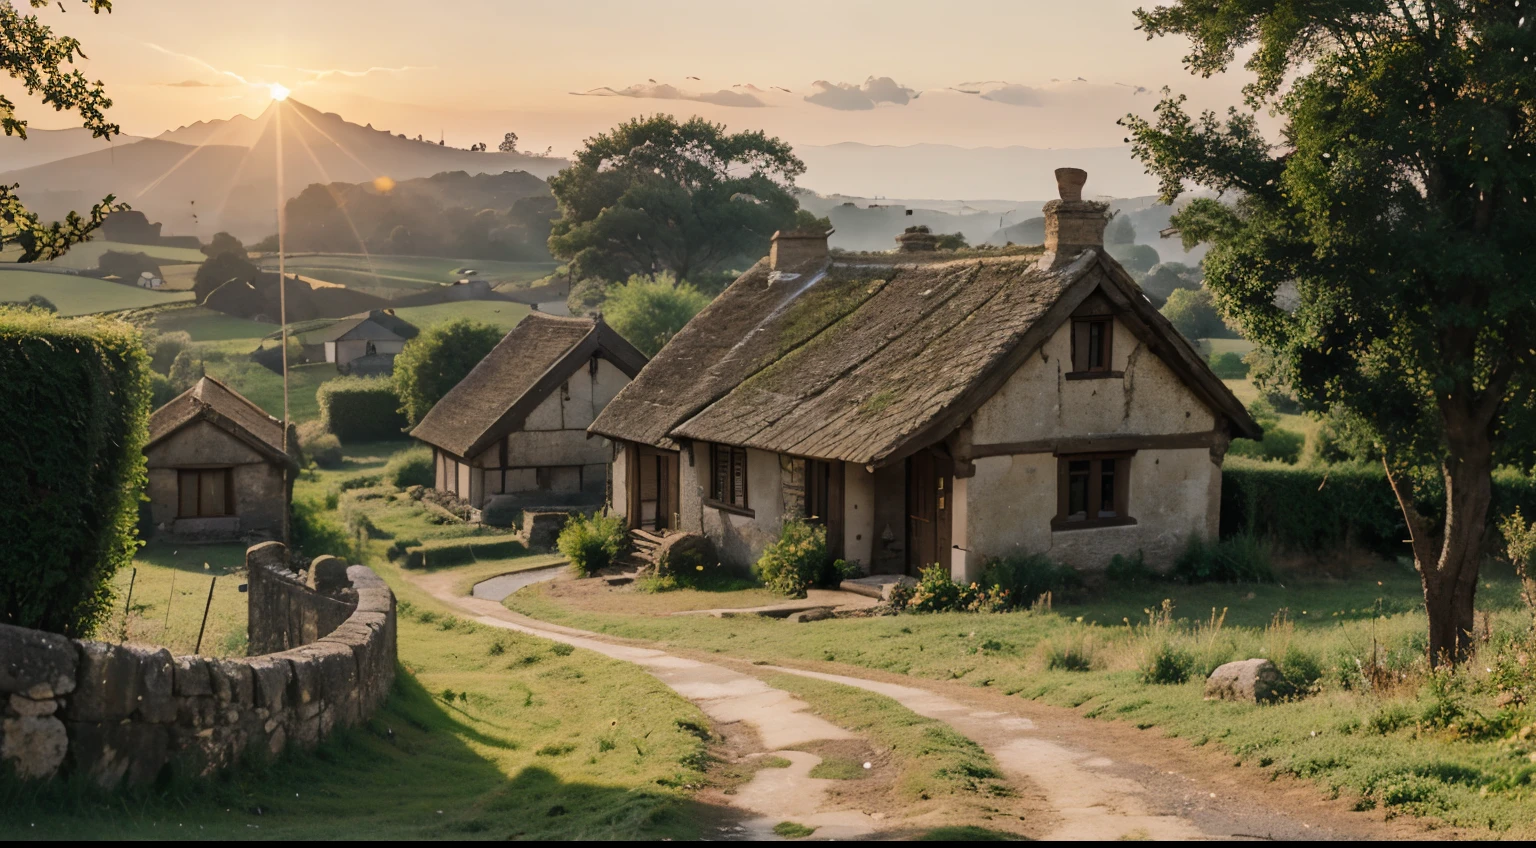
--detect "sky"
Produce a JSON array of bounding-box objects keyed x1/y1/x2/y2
[{"x1": 7, "y1": 0, "x2": 1266, "y2": 158}]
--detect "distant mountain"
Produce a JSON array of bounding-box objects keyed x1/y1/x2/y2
[
  {"x1": 797, "y1": 142, "x2": 1158, "y2": 202},
  {"x1": 2, "y1": 99, "x2": 568, "y2": 241},
  {"x1": 157, "y1": 113, "x2": 264, "y2": 147},
  {"x1": 0, "y1": 127, "x2": 146, "y2": 172}
]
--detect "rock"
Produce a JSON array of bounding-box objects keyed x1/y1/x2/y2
[
  {"x1": 136, "y1": 648, "x2": 177, "y2": 723},
  {"x1": 8, "y1": 694, "x2": 58, "y2": 717},
  {"x1": 523, "y1": 511, "x2": 571, "y2": 551},
  {"x1": 1204, "y1": 659, "x2": 1282, "y2": 704},
  {"x1": 1, "y1": 715, "x2": 68, "y2": 779},
  {"x1": 173, "y1": 656, "x2": 214, "y2": 698},
  {"x1": 789, "y1": 608, "x2": 835, "y2": 623},
  {"x1": 655, "y1": 533, "x2": 717, "y2": 573},
  {"x1": 65, "y1": 643, "x2": 141, "y2": 722},
  {"x1": 308, "y1": 556, "x2": 351, "y2": 594},
  {"x1": 68, "y1": 721, "x2": 170, "y2": 787},
  {"x1": 0, "y1": 623, "x2": 78, "y2": 698}
]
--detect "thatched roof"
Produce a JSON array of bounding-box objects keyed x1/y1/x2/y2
[
  {"x1": 147, "y1": 376, "x2": 297, "y2": 468},
  {"x1": 410, "y1": 313, "x2": 649, "y2": 459},
  {"x1": 589, "y1": 248, "x2": 1260, "y2": 467}
]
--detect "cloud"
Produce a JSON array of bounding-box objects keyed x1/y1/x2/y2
[
  {"x1": 955, "y1": 79, "x2": 1145, "y2": 107},
  {"x1": 143, "y1": 42, "x2": 258, "y2": 88},
  {"x1": 570, "y1": 82, "x2": 767, "y2": 107},
  {"x1": 804, "y1": 76, "x2": 917, "y2": 111},
  {"x1": 979, "y1": 84, "x2": 1043, "y2": 107}
]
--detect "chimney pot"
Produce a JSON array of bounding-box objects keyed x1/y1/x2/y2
[
  {"x1": 895, "y1": 225, "x2": 937, "y2": 253},
  {"x1": 1055, "y1": 167, "x2": 1088, "y2": 202},
  {"x1": 770, "y1": 228, "x2": 833, "y2": 270}
]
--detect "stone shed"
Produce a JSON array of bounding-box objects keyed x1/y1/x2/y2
[
  {"x1": 145, "y1": 376, "x2": 297, "y2": 542},
  {"x1": 590, "y1": 168, "x2": 1261, "y2": 577}
]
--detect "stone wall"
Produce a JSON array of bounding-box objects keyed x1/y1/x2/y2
[{"x1": 0, "y1": 543, "x2": 395, "y2": 787}]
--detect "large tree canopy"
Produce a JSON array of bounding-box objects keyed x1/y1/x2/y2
[
  {"x1": 1, "y1": 1, "x2": 123, "y2": 262},
  {"x1": 1124, "y1": 1, "x2": 1536, "y2": 664},
  {"x1": 548, "y1": 114, "x2": 805, "y2": 283}
]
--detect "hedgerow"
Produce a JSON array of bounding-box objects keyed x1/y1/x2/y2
[
  {"x1": 0, "y1": 308, "x2": 152, "y2": 636},
  {"x1": 316, "y1": 376, "x2": 407, "y2": 443}
]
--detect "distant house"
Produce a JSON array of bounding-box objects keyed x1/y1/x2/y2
[
  {"x1": 145, "y1": 377, "x2": 297, "y2": 542},
  {"x1": 589, "y1": 168, "x2": 1261, "y2": 577},
  {"x1": 309, "y1": 310, "x2": 419, "y2": 371},
  {"x1": 410, "y1": 313, "x2": 647, "y2": 512}
]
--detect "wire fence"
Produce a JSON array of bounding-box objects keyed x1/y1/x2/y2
[{"x1": 99, "y1": 564, "x2": 250, "y2": 657}]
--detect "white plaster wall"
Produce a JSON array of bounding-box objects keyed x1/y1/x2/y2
[
  {"x1": 698, "y1": 447, "x2": 784, "y2": 571},
  {"x1": 964, "y1": 447, "x2": 1219, "y2": 573},
  {"x1": 843, "y1": 464, "x2": 876, "y2": 570},
  {"x1": 610, "y1": 442, "x2": 631, "y2": 520},
  {"x1": 505, "y1": 429, "x2": 607, "y2": 467},
  {"x1": 971, "y1": 318, "x2": 1215, "y2": 446},
  {"x1": 523, "y1": 388, "x2": 563, "y2": 431}
]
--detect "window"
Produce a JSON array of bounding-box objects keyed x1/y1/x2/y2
[
  {"x1": 1071, "y1": 317, "x2": 1113, "y2": 374},
  {"x1": 1054, "y1": 454, "x2": 1133, "y2": 530},
  {"x1": 710, "y1": 444, "x2": 749, "y2": 510},
  {"x1": 177, "y1": 468, "x2": 234, "y2": 518}
]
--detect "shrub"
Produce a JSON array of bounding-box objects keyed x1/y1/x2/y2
[
  {"x1": 167, "y1": 348, "x2": 203, "y2": 391},
  {"x1": 1044, "y1": 637, "x2": 1095, "y2": 671},
  {"x1": 980, "y1": 553, "x2": 1081, "y2": 608},
  {"x1": 403, "y1": 536, "x2": 527, "y2": 569},
  {"x1": 557, "y1": 513, "x2": 628, "y2": 576},
  {"x1": 905, "y1": 564, "x2": 964, "y2": 613},
  {"x1": 148, "y1": 371, "x2": 179, "y2": 408},
  {"x1": 146, "y1": 330, "x2": 192, "y2": 374},
  {"x1": 1171, "y1": 534, "x2": 1274, "y2": 583},
  {"x1": 393, "y1": 319, "x2": 503, "y2": 424},
  {"x1": 754, "y1": 519, "x2": 829, "y2": 597},
  {"x1": 0, "y1": 309, "x2": 152, "y2": 636},
  {"x1": 1139, "y1": 641, "x2": 1194, "y2": 684},
  {"x1": 384, "y1": 445, "x2": 434, "y2": 489},
  {"x1": 1161, "y1": 287, "x2": 1231, "y2": 339},
  {"x1": 307, "y1": 434, "x2": 343, "y2": 469},
  {"x1": 317, "y1": 376, "x2": 408, "y2": 443},
  {"x1": 290, "y1": 494, "x2": 357, "y2": 562},
  {"x1": 1228, "y1": 427, "x2": 1305, "y2": 464},
  {"x1": 1207, "y1": 350, "x2": 1249, "y2": 379},
  {"x1": 1106, "y1": 550, "x2": 1158, "y2": 585}
]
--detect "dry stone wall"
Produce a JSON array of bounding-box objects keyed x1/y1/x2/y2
[{"x1": 0, "y1": 542, "x2": 395, "y2": 787}]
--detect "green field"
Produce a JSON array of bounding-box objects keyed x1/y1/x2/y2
[
  {"x1": 390, "y1": 300, "x2": 531, "y2": 331},
  {"x1": 0, "y1": 270, "x2": 193, "y2": 315},
  {"x1": 142, "y1": 304, "x2": 278, "y2": 341},
  {"x1": 262, "y1": 254, "x2": 557, "y2": 294},
  {"x1": 40, "y1": 240, "x2": 209, "y2": 271},
  {"x1": 98, "y1": 542, "x2": 250, "y2": 658},
  {"x1": 198, "y1": 360, "x2": 334, "y2": 422}
]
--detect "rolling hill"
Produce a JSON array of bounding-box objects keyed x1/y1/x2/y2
[
  {"x1": 0, "y1": 127, "x2": 147, "y2": 172},
  {"x1": 2, "y1": 99, "x2": 568, "y2": 242}
]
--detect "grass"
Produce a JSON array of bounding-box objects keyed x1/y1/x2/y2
[
  {"x1": 507, "y1": 561, "x2": 1536, "y2": 835},
  {"x1": 0, "y1": 439, "x2": 727, "y2": 840},
  {"x1": 0, "y1": 270, "x2": 192, "y2": 315},
  {"x1": 40, "y1": 240, "x2": 208, "y2": 271},
  {"x1": 773, "y1": 821, "x2": 817, "y2": 838},
  {"x1": 141, "y1": 304, "x2": 277, "y2": 341},
  {"x1": 201, "y1": 360, "x2": 334, "y2": 422},
  {"x1": 97, "y1": 541, "x2": 250, "y2": 657},
  {"x1": 261, "y1": 254, "x2": 556, "y2": 288},
  {"x1": 807, "y1": 755, "x2": 866, "y2": 780},
  {"x1": 387, "y1": 301, "x2": 531, "y2": 332}
]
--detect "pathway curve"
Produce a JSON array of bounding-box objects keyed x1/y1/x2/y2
[{"x1": 411, "y1": 572, "x2": 1425, "y2": 841}]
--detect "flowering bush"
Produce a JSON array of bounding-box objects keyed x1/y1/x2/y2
[{"x1": 754, "y1": 519, "x2": 828, "y2": 597}]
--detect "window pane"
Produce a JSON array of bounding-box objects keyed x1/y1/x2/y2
[
  {"x1": 731, "y1": 448, "x2": 747, "y2": 506},
  {"x1": 199, "y1": 469, "x2": 226, "y2": 516},
  {"x1": 179, "y1": 471, "x2": 198, "y2": 517},
  {"x1": 1099, "y1": 462, "x2": 1117, "y2": 517},
  {"x1": 713, "y1": 446, "x2": 728, "y2": 501},
  {"x1": 1067, "y1": 460, "x2": 1089, "y2": 519}
]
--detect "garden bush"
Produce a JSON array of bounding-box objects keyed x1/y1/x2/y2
[
  {"x1": 1170, "y1": 533, "x2": 1274, "y2": 583},
  {"x1": 1139, "y1": 641, "x2": 1195, "y2": 684},
  {"x1": 384, "y1": 445, "x2": 434, "y2": 489},
  {"x1": 557, "y1": 513, "x2": 628, "y2": 576},
  {"x1": 0, "y1": 309, "x2": 152, "y2": 636},
  {"x1": 754, "y1": 519, "x2": 828, "y2": 597},
  {"x1": 290, "y1": 494, "x2": 358, "y2": 562},
  {"x1": 1228, "y1": 427, "x2": 1304, "y2": 464},
  {"x1": 980, "y1": 553, "x2": 1081, "y2": 607},
  {"x1": 317, "y1": 376, "x2": 408, "y2": 443}
]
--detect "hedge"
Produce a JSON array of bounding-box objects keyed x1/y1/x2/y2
[
  {"x1": 1220, "y1": 458, "x2": 1536, "y2": 557},
  {"x1": 400, "y1": 535, "x2": 527, "y2": 569},
  {"x1": 0, "y1": 308, "x2": 152, "y2": 636},
  {"x1": 317, "y1": 376, "x2": 408, "y2": 443}
]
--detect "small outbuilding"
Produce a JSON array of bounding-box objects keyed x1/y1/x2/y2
[
  {"x1": 410, "y1": 312, "x2": 647, "y2": 513},
  {"x1": 145, "y1": 376, "x2": 297, "y2": 541},
  {"x1": 310, "y1": 309, "x2": 418, "y2": 369}
]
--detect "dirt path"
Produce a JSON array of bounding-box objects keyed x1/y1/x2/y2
[{"x1": 410, "y1": 571, "x2": 1433, "y2": 841}]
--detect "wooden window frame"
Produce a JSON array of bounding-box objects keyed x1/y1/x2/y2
[
  {"x1": 1052, "y1": 452, "x2": 1135, "y2": 531},
  {"x1": 177, "y1": 467, "x2": 235, "y2": 519},
  {"x1": 1068, "y1": 316, "x2": 1122, "y2": 379},
  {"x1": 707, "y1": 444, "x2": 752, "y2": 515}
]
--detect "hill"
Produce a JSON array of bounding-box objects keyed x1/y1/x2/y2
[
  {"x1": 0, "y1": 127, "x2": 147, "y2": 172},
  {"x1": 2, "y1": 99, "x2": 568, "y2": 241}
]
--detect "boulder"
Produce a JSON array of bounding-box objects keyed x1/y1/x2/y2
[
  {"x1": 0, "y1": 715, "x2": 68, "y2": 779},
  {"x1": 0, "y1": 623, "x2": 77, "y2": 698},
  {"x1": 656, "y1": 533, "x2": 717, "y2": 574},
  {"x1": 1204, "y1": 659, "x2": 1282, "y2": 704},
  {"x1": 523, "y1": 511, "x2": 572, "y2": 551}
]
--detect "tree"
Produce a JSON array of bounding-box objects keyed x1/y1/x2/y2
[
  {"x1": 934, "y1": 232, "x2": 970, "y2": 251},
  {"x1": 1160, "y1": 287, "x2": 1227, "y2": 341},
  {"x1": 193, "y1": 251, "x2": 260, "y2": 303},
  {"x1": 1123, "y1": 1, "x2": 1536, "y2": 664},
  {"x1": 1141, "y1": 262, "x2": 1202, "y2": 301},
  {"x1": 1106, "y1": 242, "x2": 1160, "y2": 275},
  {"x1": 392, "y1": 319, "x2": 503, "y2": 424},
  {"x1": 601, "y1": 273, "x2": 711, "y2": 357},
  {"x1": 1, "y1": 1, "x2": 124, "y2": 262},
  {"x1": 548, "y1": 114, "x2": 805, "y2": 283},
  {"x1": 498, "y1": 132, "x2": 518, "y2": 153},
  {"x1": 1105, "y1": 213, "x2": 1136, "y2": 245},
  {"x1": 202, "y1": 231, "x2": 246, "y2": 261}
]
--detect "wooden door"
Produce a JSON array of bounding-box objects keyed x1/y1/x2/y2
[
  {"x1": 659, "y1": 452, "x2": 680, "y2": 531},
  {"x1": 906, "y1": 451, "x2": 953, "y2": 574}
]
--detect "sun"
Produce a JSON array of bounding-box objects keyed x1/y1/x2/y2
[{"x1": 269, "y1": 83, "x2": 290, "y2": 102}]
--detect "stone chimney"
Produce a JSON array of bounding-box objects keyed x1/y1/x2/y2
[
  {"x1": 770, "y1": 228, "x2": 833, "y2": 270},
  {"x1": 895, "y1": 225, "x2": 938, "y2": 253},
  {"x1": 1041, "y1": 167, "x2": 1109, "y2": 269}
]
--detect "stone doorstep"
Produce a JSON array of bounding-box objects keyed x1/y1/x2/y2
[{"x1": 839, "y1": 574, "x2": 916, "y2": 601}]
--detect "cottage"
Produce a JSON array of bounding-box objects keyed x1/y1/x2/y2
[
  {"x1": 145, "y1": 376, "x2": 297, "y2": 541},
  {"x1": 308, "y1": 309, "x2": 418, "y2": 369},
  {"x1": 588, "y1": 168, "x2": 1261, "y2": 579},
  {"x1": 410, "y1": 312, "x2": 648, "y2": 512}
]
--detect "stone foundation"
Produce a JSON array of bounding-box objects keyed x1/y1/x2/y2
[{"x1": 0, "y1": 542, "x2": 396, "y2": 787}]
